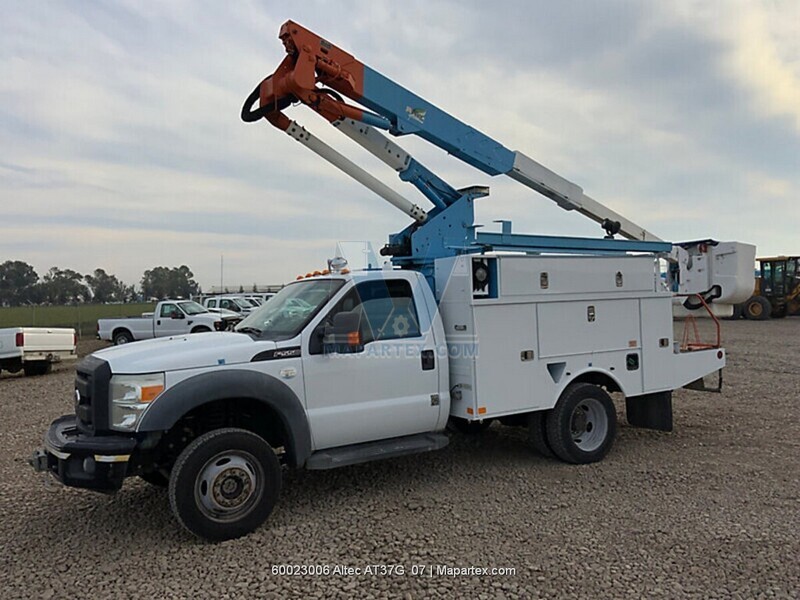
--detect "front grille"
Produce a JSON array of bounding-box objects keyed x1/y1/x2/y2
[
  {"x1": 75, "y1": 370, "x2": 92, "y2": 427},
  {"x1": 73, "y1": 355, "x2": 112, "y2": 433}
]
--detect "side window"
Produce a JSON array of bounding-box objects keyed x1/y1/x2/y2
[
  {"x1": 208, "y1": 299, "x2": 216, "y2": 308},
  {"x1": 762, "y1": 262, "x2": 772, "y2": 292},
  {"x1": 356, "y1": 280, "x2": 421, "y2": 342},
  {"x1": 160, "y1": 303, "x2": 177, "y2": 318},
  {"x1": 310, "y1": 279, "x2": 421, "y2": 354}
]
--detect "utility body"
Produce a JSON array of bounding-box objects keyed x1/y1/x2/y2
[
  {"x1": 33, "y1": 21, "x2": 753, "y2": 541},
  {"x1": 0, "y1": 327, "x2": 76, "y2": 377},
  {"x1": 97, "y1": 300, "x2": 228, "y2": 345}
]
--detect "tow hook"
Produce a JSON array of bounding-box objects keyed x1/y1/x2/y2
[
  {"x1": 29, "y1": 450, "x2": 60, "y2": 491},
  {"x1": 28, "y1": 450, "x2": 47, "y2": 472}
]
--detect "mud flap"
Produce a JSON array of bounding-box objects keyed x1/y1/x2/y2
[{"x1": 626, "y1": 391, "x2": 673, "y2": 432}]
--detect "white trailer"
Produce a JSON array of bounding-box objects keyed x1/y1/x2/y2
[{"x1": 0, "y1": 327, "x2": 76, "y2": 376}]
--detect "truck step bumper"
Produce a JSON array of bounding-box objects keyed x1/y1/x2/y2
[
  {"x1": 31, "y1": 415, "x2": 138, "y2": 493},
  {"x1": 306, "y1": 432, "x2": 449, "y2": 470}
]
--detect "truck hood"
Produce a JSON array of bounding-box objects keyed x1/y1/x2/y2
[{"x1": 93, "y1": 332, "x2": 275, "y2": 374}]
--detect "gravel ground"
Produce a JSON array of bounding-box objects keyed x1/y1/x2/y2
[{"x1": 0, "y1": 320, "x2": 798, "y2": 599}]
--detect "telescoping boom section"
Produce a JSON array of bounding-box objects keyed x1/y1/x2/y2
[{"x1": 242, "y1": 20, "x2": 754, "y2": 306}]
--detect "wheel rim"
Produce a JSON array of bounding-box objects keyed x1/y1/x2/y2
[
  {"x1": 117, "y1": 335, "x2": 129, "y2": 344},
  {"x1": 195, "y1": 451, "x2": 264, "y2": 522},
  {"x1": 569, "y1": 398, "x2": 608, "y2": 452},
  {"x1": 748, "y1": 302, "x2": 762, "y2": 317}
]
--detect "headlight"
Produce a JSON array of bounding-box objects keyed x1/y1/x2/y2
[{"x1": 110, "y1": 373, "x2": 165, "y2": 431}]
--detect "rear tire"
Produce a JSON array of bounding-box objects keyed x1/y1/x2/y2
[
  {"x1": 169, "y1": 428, "x2": 281, "y2": 542},
  {"x1": 527, "y1": 411, "x2": 555, "y2": 458},
  {"x1": 744, "y1": 296, "x2": 771, "y2": 320},
  {"x1": 546, "y1": 383, "x2": 617, "y2": 464},
  {"x1": 23, "y1": 362, "x2": 51, "y2": 376},
  {"x1": 113, "y1": 329, "x2": 134, "y2": 345}
]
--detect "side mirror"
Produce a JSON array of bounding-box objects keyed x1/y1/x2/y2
[
  {"x1": 323, "y1": 311, "x2": 363, "y2": 354},
  {"x1": 171, "y1": 312, "x2": 184, "y2": 319}
]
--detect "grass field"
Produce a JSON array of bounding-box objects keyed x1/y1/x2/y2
[{"x1": 0, "y1": 303, "x2": 155, "y2": 337}]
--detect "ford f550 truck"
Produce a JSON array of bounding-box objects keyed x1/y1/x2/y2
[
  {"x1": 97, "y1": 300, "x2": 228, "y2": 345},
  {"x1": 0, "y1": 327, "x2": 76, "y2": 376},
  {"x1": 31, "y1": 21, "x2": 754, "y2": 541}
]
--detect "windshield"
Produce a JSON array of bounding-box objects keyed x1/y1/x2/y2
[
  {"x1": 235, "y1": 279, "x2": 344, "y2": 340},
  {"x1": 178, "y1": 301, "x2": 208, "y2": 315},
  {"x1": 233, "y1": 298, "x2": 253, "y2": 309}
]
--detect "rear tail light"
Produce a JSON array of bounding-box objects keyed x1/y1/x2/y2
[
  {"x1": 15, "y1": 332, "x2": 24, "y2": 347},
  {"x1": 74, "y1": 332, "x2": 78, "y2": 347}
]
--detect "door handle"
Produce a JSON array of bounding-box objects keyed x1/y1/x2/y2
[
  {"x1": 157, "y1": 320, "x2": 161, "y2": 325},
  {"x1": 421, "y1": 349, "x2": 435, "y2": 371}
]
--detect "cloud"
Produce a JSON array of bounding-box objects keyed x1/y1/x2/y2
[{"x1": 1, "y1": 1, "x2": 798, "y2": 289}]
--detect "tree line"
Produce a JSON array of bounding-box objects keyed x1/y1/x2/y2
[{"x1": 0, "y1": 260, "x2": 200, "y2": 306}]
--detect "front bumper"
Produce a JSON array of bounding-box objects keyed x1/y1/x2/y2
[{"x1": 30, "y1": 415, "x2": 137, "y2": 493}]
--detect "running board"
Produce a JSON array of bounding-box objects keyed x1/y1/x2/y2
[{"x1": 305, "y1": 433, "x2": 449, "y2": 470}]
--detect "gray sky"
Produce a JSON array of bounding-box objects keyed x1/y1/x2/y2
[{"x1": 2, "y1": 1, "x2": 798, "y2": 290}]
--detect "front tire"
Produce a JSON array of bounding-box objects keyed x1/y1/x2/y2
[
  {"x1": 744, "y1": 296, "x2": 771, "y2": 320},
  {"x1": 546, "y1": 383, "x2": 617, "y2": 464},
  {"x1": 191, "y1": 326, "x2": 211, "y2": 334},
  {"x1": 168, "y1": 428, "x2": 281, "y2": 542}
]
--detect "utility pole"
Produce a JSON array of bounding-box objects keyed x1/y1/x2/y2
[{"x1": 220, "y1": 254, "x2": 223, "y2": 294}]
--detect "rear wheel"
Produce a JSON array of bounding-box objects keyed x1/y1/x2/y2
[
  {"x1": 113, "y1": 329, "x2": 134, "y2": 345},
  {"x1": 744, "y1": 296, "x2": 771, "y2": 320},
  {"x1": 546, "y1": 383, "x2": 617, "y2": 464},
  {"x1": 23, "y1": 362, "x2": 51, "y2": 376},
  {"x1": 527, "y1": 411, "x2": 555, "y2": 458},
  {"x1": 169, "y1": 428, "x2": 281, "y2": 542}
]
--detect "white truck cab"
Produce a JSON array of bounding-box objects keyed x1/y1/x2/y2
[{"x1": 32, "y1": 255, "x2": 725, "y2": 541}]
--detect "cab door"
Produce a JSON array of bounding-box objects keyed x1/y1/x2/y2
[
  {"x1": 154, "y1": 303, "x2": 187, "y2": 337},
  {"x1": 301, "y1": 277, "x2": 441, "y2": 450}
]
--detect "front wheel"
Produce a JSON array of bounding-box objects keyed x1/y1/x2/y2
[
  {"x1": 168, "y1": 428, "x2": 281, "y2": 542},
  {"x1": 546, "y1": 383, "x2": 617, "y2": 464},
  {"x1": 744, "y1": 296, "x2": 771, "y2": 320}
]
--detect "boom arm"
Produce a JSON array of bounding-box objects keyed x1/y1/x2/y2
[
  {"x1": 242, "y1": 20, "x2": 660, "y2": 242},
  {"x1": 242, "y1": 20, "x2": 754, "y2": 306}
]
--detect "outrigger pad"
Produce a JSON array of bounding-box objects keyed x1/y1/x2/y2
[{"x1": 626, "y1": 391, "x2": 673, "y2": 432}]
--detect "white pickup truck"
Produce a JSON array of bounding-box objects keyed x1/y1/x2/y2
[
  {"x1": 97, "y1": 300, "x2": 227, "y2": 345},
  {"x1": 203, "y1": 296, "x2": 255, "y2": 316},
  {"x1": 33, "y1": 255, "x2": 727, "y2": 541},
  {"x1": 0, "y1": 327, "x2": 76, "y2": 376}
]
